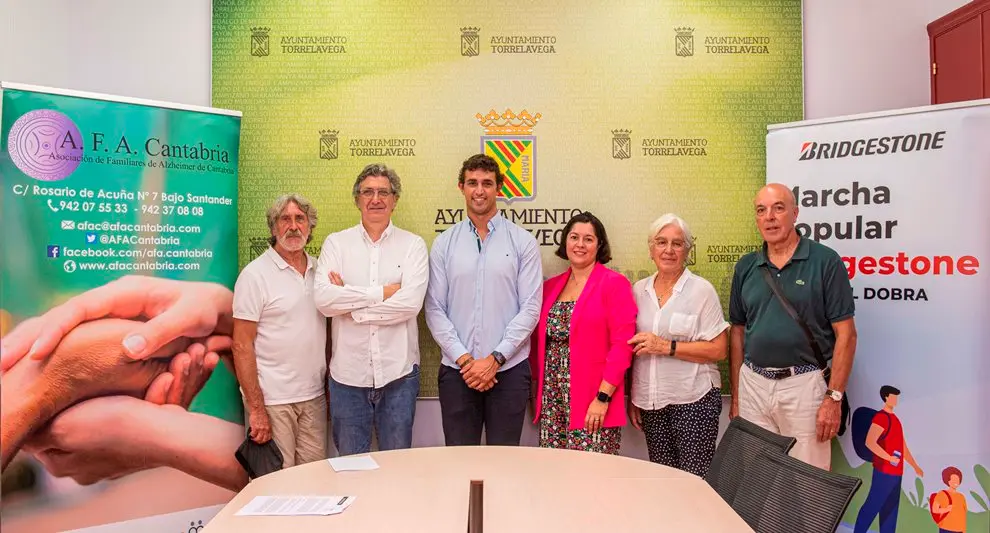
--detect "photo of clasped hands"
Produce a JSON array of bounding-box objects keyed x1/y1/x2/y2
[{"x1": 0, "y1": 275, "x2": 249, "y2": 492}]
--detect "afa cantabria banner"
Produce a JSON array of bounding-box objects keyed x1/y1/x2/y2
[
  {"x1": 767, "y1": 100, "x2": 990, "y2": 533},
  {"x1": 213, "y1": 0, "x2": 804, "y2": 396},
  {"x1": 0, "y1": 84, "x2": 244, "y2": 532}
]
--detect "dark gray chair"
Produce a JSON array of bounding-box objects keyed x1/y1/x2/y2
[
  {"x1": 705, "y1": 416, "x2": 797, "y2": 505},
  {"x1": 732, "y1": 448, "x2": 862, "y2": 533}
]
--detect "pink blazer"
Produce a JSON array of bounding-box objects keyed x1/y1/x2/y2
[{"x1": 530, "y1": 262, "x2": 637, "y2": 430}]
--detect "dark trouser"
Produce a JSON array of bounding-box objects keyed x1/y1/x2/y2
[
  {"x1": 640, "y1": 387, "x2": 721, "y2": 477},
  {"x1": 854, "y1": 469, "x2": 902, "y2": 533},
  {"x1": 437, "y1": 362, "x2": 531, "y2": 446}
]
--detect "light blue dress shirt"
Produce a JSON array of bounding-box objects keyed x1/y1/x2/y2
[{"x1": 425, "y1": 213, "x2": 543, "y2": 371}]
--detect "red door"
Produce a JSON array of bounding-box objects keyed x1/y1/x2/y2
[{"x1": 929, "y1": 1, "x2": 990, "y2": 104}]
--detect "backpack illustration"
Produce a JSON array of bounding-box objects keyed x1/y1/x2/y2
[
  {"x1": 928, "y1": 490, "x2": 951, "y2": 524},
  {"x1": 851, "y1": 407, "x2": 890, "y2": 462}
]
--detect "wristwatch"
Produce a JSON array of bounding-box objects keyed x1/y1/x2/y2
[
  {"x1": 669, "y1": 339, "x2": 677, "y2": 357},
  {"x1": 491, "y1": 351, "x2": 506, "y2": 367},
  {"x1": 596, "y1": 391, "x2": 612, "y2": 403},
  {"x1": 825, "y1": 389, "x2": 844, "y2": 402}
]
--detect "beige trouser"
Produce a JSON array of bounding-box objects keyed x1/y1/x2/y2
[
  {"x1": 738, "y1": 363, "x2": 831, "y2": 470},
  {"x1": 247, "y1": 395, "x2": 328, "y2": 468}
]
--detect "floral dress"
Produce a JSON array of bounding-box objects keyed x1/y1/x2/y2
[{"x1": 538, "y1": 300, "x2": 621, "y2": 454}]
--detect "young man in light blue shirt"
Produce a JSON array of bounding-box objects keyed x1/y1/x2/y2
[{"x1": 425, "y1": 154, "x2": 542, "y2": 446}]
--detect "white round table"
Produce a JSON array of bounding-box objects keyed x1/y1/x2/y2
[{"x1": 203, "y1": 446, "x2": 753, "y2": 533}]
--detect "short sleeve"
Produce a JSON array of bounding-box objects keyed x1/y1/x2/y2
[
  {"x1": 696, "y1": 280, "x2": 730, "y2": 341},
  {"x1": 233, "y1": 267, "x2": 265, "y2": 322},
  {"x1": 823, "y1": 252, "x2": 855, "y2": 322},
  {"x1": 933, "y1": 492, "x2": 949, "y2": 509},
  {"x1": 871, "y1": 412, "x2": 890, "y2": 431},
  {"x1": 728, "y1": 261, "x2": 747, "y2": 325}
]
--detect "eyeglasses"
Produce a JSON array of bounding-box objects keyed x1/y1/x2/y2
[
  {"x1": 651, "y1": 238, "x2": 686, "y2": 251},
  {"x1": 358, "y1": 188, "x2": 395, "y2": 199}
]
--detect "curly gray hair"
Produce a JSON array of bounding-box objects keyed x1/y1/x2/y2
[
  {"x1": 351, "y1": 163, "x2": 402, "y2": 201},
  {"x1": 267, "y1": 193, "x2": 318, "y2": 246}
]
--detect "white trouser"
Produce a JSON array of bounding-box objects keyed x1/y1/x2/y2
[{"x1": 738, "y1": 363, "x2": 831, "y2": 470}]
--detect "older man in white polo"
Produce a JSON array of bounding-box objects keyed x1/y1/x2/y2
[{"x1": 232, "y1": 193, "x2": 329, "y2": 468}]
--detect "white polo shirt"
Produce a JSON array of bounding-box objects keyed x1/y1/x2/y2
[
  {"x1": 314, "y1": 222, "x2": 428, "y2": 388},
  {"x1": 233, "y1": 246, "x2": 327, "y2": 405},
  {"x1": 631, "y1": 269, "x2": 730, "y2": 410}
]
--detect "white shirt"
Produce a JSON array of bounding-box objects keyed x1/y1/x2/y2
[
  {"x1": 232, "y1": 247, "x2": 327, "y2": 406},
  {"x1": 313, "y1": 222, "x2": 428, "y2": 388},
  {"x1": 631, "y1": 269, "x2": 730, "y2": 410}
]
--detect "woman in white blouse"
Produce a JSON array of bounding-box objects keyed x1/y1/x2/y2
[{"x1": 627, "y1": 213, "x2": 729, "y2": 477}]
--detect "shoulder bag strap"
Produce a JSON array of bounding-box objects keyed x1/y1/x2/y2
[{"x1": 759, "y1": 265, "x2": 828, "y2": 371}]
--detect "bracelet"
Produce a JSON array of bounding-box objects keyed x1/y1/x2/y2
[{"x1": 669, "y1": 340, "x2": 677, "y2": 357}]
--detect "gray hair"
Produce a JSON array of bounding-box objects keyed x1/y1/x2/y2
[
  {"x1": 647, "y1": 213, "x2": 694, "y2": 253},
  {"x1": 351, "y1": 163, "x2": 402, "y2": 200},
  {"x1": 267, "y1": 193, "x2": 318, "y2": 246}
]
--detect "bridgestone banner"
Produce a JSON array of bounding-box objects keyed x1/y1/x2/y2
[{"x1": 767, "y1": 100, "x2": 990, "y2": 533}]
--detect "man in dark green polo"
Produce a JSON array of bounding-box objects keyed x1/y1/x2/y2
[{"x1": 728, "y1": 183, "x2": 857, "y2": 470}]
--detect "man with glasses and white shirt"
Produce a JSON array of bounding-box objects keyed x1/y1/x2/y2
[{"x1": 314, "y1": 164, "x2": 428, "y2": 455}]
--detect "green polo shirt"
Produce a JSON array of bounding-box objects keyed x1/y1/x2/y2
[{"x1": 729, "y1": 236, "x2": 854, "y2": 368}]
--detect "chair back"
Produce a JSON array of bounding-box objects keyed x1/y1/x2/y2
[
  {"x1": 732, "y1": 448, "x2": 862, "y2": 533},
  {"x1": 705, "y1": 416, "x2": 797, "y2": 504}
]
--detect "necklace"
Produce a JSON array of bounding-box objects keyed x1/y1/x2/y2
[
  {"x1": 559, "y1": 274, "x2": 589, "y2": 302},
  {"x1": 567, "y1": 276, "x2": 588, "y2": 291},
  {"x1": 654, "y1": 271, "x2": 681, "y2": 305},
  {"x1": 655, "y1": 283, "x2": 674, "y2": 307}
]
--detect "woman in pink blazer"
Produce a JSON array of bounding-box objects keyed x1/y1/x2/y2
[{"x1": 530, "y1": 212, "x2": 637, "y2": 454}]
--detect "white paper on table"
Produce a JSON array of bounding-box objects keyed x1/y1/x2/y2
[
  {"x1": 234, "y1": 495, "x2": 356, "y2": 516},
  {"x1": 327, "y1": 455, "x2": 380, "y2": 472}
]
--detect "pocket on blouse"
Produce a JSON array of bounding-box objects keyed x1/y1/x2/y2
[{"x1": 668, "y1": 312, "x2": 698, "y2": 338}]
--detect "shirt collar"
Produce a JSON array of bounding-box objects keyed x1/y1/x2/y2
[
  {"x1": 265, "y1": 246, "x2": 314, "y2": 272},
  {"x1": 359, "y1": 220, "x2": 394, "y2": 244},
  {"x1": 643, "y1": 268, "x2": 691, "y2": 298},
  {"x1": 756, "y1": 235, "x2": 810, "y2": 267},
  {"x1": 468, "y1": 213, "x2": 501, "y2": 236}
]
